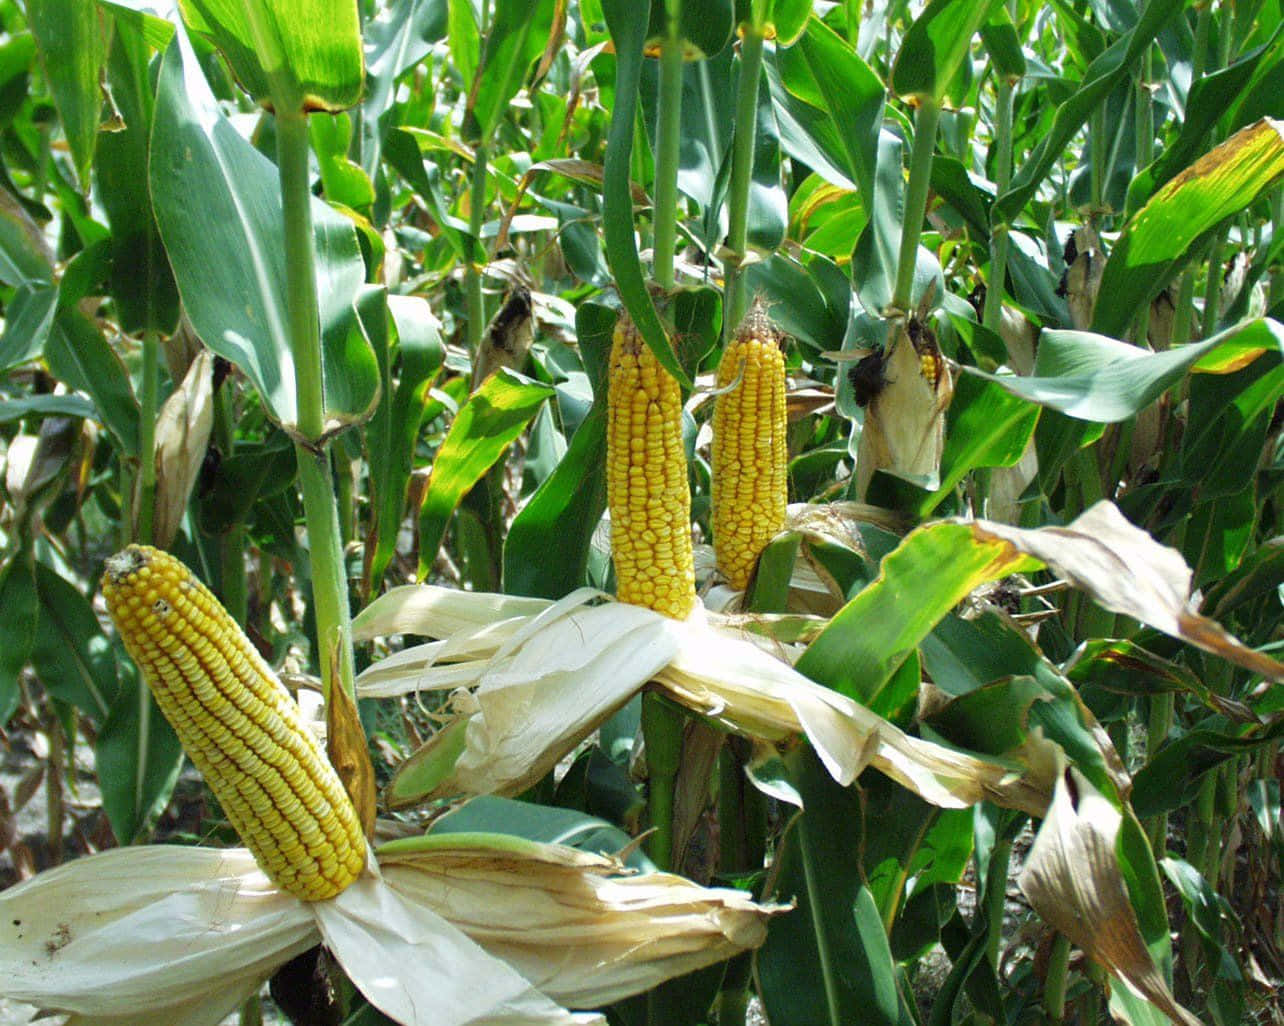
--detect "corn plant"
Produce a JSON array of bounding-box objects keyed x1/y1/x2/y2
[{"x1": 0, "y1": 1, "x2": 1281, "y2": 1026}]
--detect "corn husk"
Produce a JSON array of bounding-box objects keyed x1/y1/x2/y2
[{"x1": 0, "y1": 829, "x2": 776, "y2": 1026}]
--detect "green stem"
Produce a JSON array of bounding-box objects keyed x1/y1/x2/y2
[
  {"x1": 799, "y1": 810, "x2": 844, "y2": 1026},
  {"x1": 985, "y1": 838, "x2": 1012, "y2": 967},
  {"x1": 1202, "y1": 232, "x2": 1226, "y2": 339},
  {"x1": 1043, "y1": 933, "x2": 1072, "y2": 1023},
  {"x1": 652, "y1": 2, "x2": 684, "y2": 290},
  {"x1": 275, "y1": 109, "x2": 355, "y2": 703},
  {"x1": 723, "y1": 25, "x2": 766, "y2": 333},
  {"x1": 466, "y1": 142, "x2": 489, "y2": 354},
  {"x1": 213, "y1": 381, "x2": 248, "y2": 625},
  {"x1": 1172, "y1": 267, "x2": 1197, "y2": 346},
  {"x1": 136, "y1": 330, "x2": 159, "y2": 544},
  {"x1": 1133, "y1": 21, "x2": 1154, "y2": 343},
  {"x1": 982, "y1": 74, "x2": 1014, "y2": 332},
  {"x1": 642, "y1": 691, "x2": 682, "y2": 871},
  {"x1": 1191, "y1": 3, "x2": 1211, "y2": 81},
  {"x1": 1144, "y1": 692, "x2": 1173, "y2": 854},
  {"x1": 891, "y1": 99, "x2": 940, "y2": 315},
  {"x1": 1089, "y1": 104, "x2": 1106, "y2": 215}
]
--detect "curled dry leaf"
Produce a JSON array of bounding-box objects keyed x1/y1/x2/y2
[
  {"x1": 150, "y1": 348, "x2": 215, "y2": 548},
  {"x1": 855, "y1": 319, "x2": 953, "y2": 498},
  {"x1": 1019, "y1": 770, "x2": 1201, "y2": 1026},
  {"x1": 356, "y1": 594, "x2": 1054, "y2": 817},
  {"x1": 968, "y1": 501, "x2": 1284, "y2": 683},
  {"x1": 375, "y1": 835, "x2": 777, "y2": 1008}
]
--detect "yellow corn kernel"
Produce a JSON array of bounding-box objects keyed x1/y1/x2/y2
[
  {"x1": 712, "y1": 304, "x2": 788, "y2": 590},
  {"x1": 102, "y1": 545, "x2": 366, "y2": 901},
  {"x1": 606, "y1": 312, "x2": 696, "y2": 619},
  {"x1": 920, "y1": 351, "x2": 940, "y2": 390}
]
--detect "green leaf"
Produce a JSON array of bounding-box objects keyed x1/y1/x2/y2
[
  {"x1": 28, "y1": 0, "x2": 110, "y2": 183},
  {"x1": 29, "y1": 562, "x2": 117, "y2": 718},
  {"x1": 1132, "y1": 722, "x2": 1284, "y2": 818},
  {"x1": 0, "y1": 549, "x2": 38, "y2": 725},
  {"x1": 150, "y1": 30, "x2": 378, "y2": 435},
  {"x1": 0, "y1": 394, "x2": 96, "y2": 423},
  {"x1": 967, "y1": 317, "x2": 1284, "y2": 423},
  {"x1": 1182, "y1": 353, "x2": 1284, "y2": 500},
  {"x1": 0, "y1": 193, "x2": 53, "y2": 288},
  {"x1": 470, "y1": 0, "x2": 555, "y2": 140},
  {"x1": 891, "y1": 0, "x2": 1000, "y2": 104},
  {"x1": 416, "y1": 369, "x2": 555, "y2": 577},
  {"x1": 1094, "y1": 120, "x2": 1284, "y2": 338},
  {"x1": 97, "y1": 17, "x2": 179, "y2": 334},
  {"x1": 0, "y1": 284, "x2": 58, "y2": 371},
  {"x1": 43, "y1": 308, "x2": 140, "y2": 454},
  {"x1": 920, "y1": 374, "x2": 1040, "y2": 515},
  {"x1": 426, "y1": 795, "x2": 649, "y2": 868},
  {"x1": 95, "y1": 662, "x2": 184, "y2": 843},
  {"x1": 796, "y1": 523, "x2": 1040, "y2": 712},
  {"x1": 782, "y1": 19, "x2": 883, "y2": 202},
  {"x1": 980, "y1": 10, "x2": 1025, "y2": 81},
  {"x1": 359, "y1": 0, "x2": 448, "y2": 173},
  {"x1": 177, "y1": 0, "x2": 363, "y2": 112},
  {"x1": 758, "y1": 748, "x2": 909, "y2": 1026},
  {"x1": 197, "y1": 431, "x2": 297, "y2": 535},
  {"x1": 1125, "y1": 35, "x2": 1279, "y2": 213},
  {"x1": 365, "y1": 294, "x2": 443, "y2": 592},
  {"x1": 648, "y1": 0, "x2": 734, "y2": 58},
  {"x1": 601, "y1": 0, "x2": 689, "y2": 387},
  {"x1": 503, "y1": 305, "x2": 613, "y2": 599},
  {"x1": 993, "y1": 0, "x2": 1182, "y2": 223},
  {"x1": 310, "y1": 112, "x2": 375, "y2": 210},
  {"x1": 762, "y1": 0, "x2": 811, "y2": 46}
]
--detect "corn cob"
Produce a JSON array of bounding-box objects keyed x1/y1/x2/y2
[
  {"x1": 606, "y1": 312, "x2": 696, "y2": 619},
  {"x1": 711, "y1": 303, "x2": 787, "y2": 590},
  {"x1": 102, "y1": 545, "x2": 366, "y2": 901}
]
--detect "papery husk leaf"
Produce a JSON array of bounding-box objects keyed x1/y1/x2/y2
[
  {"x1": 356, "y1": 593, "x2": 1051, "y2": 815},
  {"x1": 353, "y1": 583, "x2": 552, "y2": 640},
  {"x1": 0, "y1": 846, "x2": 314, "y2": 1024},
  {"x1": 377, "y1": 837, "x2": 774, "y2": 1008},
  {"x1": 969, "y1": 501, "x2": 1284, "y2": 682},
  {"x1": 149, "y1": 347, "x2": 214, "y2": 548},
  {"x1": 659, "y1": 619, "x2": 1053, "y2": 816},
  {"x1": 430, "y1": 602, "x2": 679, "y2": 798},
  {"x1": 1019, "y1": 771, "x2": 1201, "y2": 1026},
  {"x1": 316, "y1": 867, "x2": 602, "y2": 1025},
  {"x1": 855, "y1": 323, "x2": 952, "y2": 496}
]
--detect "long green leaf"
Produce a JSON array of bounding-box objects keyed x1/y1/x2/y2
[
  {"x1": 150, "y1": 29, "x2": 378, "y2": 435},
  {"x1": 890, "y1": 0, "x2": 1000, "y2": 104},
  {"x1": 365, "y1": 294, "x2": 444, "y2": 591},
  {"x1": 1094, "y1": 119, "x2": 1284, "y2": 338},
  {"x1": 416, "y1": 369, "x2": 554, "y2": 578},
  {"x1": 600, "y1": 0, "x2": 688, "y2": 386},
  {"x1": 177, "y1": 0, "x2": 363, "y2": 112},
  {"x1": 968, "y1": 317, "x2": 1284, "y2": 423},
  {"x1": 28, "y1": 0, "x2": 110, "y2": 183},
  {"x1": 29, "y1": 562, "x2": 117, "y2": 718},
  {"x1": 993, "y1": 0, "x2": 1182, "y2": 223},
  {"x1": 95, "y1": 661, "x2": 184, "y2": 843},
  {"x1": 98, "y1": 17, "x2": 179, "y2": 334},
  {"x1": 0, "y1": 549, "x2": 38, "y2": 726},
  {"x1": 44, "y1": 309, "x2": 140, "y2": 454}
]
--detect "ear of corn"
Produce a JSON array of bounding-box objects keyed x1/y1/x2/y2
[
  {"x1": 102, "y1": 545, "x2": 366, "y2": 901},
  {"x1": 606, "y1": 312, "x2": 696, "y2": 619},
  {"x1": 711, "y1": 303, "x2": 788, "y2": 590}
]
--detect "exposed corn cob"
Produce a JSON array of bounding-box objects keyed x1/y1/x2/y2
[
  {"x1": 711, "y1": 303, "x2": 788, "y2": 590},
  {"x1": 102, "y1": 545, "x2": 366, "y2": 901},
  {"x1": 606, "y1": 312, "x2": 696, "y2": 619}
]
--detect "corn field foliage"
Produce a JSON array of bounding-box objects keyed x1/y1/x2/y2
[{"x1": 0, "y1": 0, "x2": 1282, "y2": 1024}]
